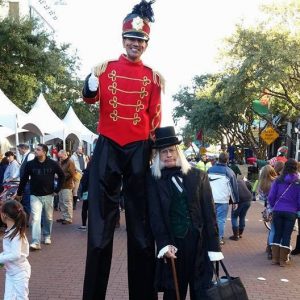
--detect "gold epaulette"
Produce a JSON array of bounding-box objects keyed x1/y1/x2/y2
[
  {"x1": 92, "y1": 59, "x2": 117, "y2": 76},
  {"x1": 144, "y1": 64, "x2": 165, "y2": 93}
]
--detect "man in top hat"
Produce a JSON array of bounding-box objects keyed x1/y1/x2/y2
[
  {"x1": 82, "y1": 1, "x2": 162, "y2": 299},
  {"x1": 148, "y1": 126, "x2": 223, "y2": 299}
]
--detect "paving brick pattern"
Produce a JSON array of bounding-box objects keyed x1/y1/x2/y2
[{"x1": 0, "y1": 200, "x2": 299, "y2": 299}]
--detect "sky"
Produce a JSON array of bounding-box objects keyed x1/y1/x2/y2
[{"x1": 52, "y1": 0, "x2": 273, "y2": 126}]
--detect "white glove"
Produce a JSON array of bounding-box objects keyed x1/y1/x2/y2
[
  {"x1": 157, "y1": 245, "x2": 178, "y2": 258},
  {"x1": 208, "y1": 251, "x2": 224, "y2": 261},
  {"x1": 88, "y1": 73, "x2": 99, "y2": 92}
]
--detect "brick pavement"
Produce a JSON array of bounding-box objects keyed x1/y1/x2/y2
[{"x1": 0, "y1": 200, "x2": 300, "y2": 299}]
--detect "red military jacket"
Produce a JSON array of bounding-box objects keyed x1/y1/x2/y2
[{"x1": 83, "y1": 54, "x2": 162, "y2": 146}]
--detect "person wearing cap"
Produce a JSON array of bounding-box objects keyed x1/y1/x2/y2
[
  {"x1": 269, "y1": 145, "x2": 288, "y2": 166},
  {"x1": 81, "y1": 1, "x2": 162, "y2": 299},
  {"x1": 3, "y1": 151, "x2": 20, "y2": 183},
  {"x1": 148, "y1": 126, "x2": 223, "y2": 299}
]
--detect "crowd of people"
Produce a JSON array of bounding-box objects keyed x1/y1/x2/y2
[
  {"x1": 0, "y1": 138, "x2": 300, "y2": 299},
  {"x1": 0, "y1": 143, "x2": 93, "y2": 299},
  {"x1": 194, "y1": 147, "x2": 300, "y2": 264},
  {"x1": 0, "y1": 115, "x2": 298, "y2": 300},
  {"x1": 0, "y1": 0, "x2": 299, "y2": 298},
  {"x1": 257, "y1": 158, "x2": 300, "y2": 267},
  {"x1": 0, "y1": 144, "x2": 95, "y2": 299}
]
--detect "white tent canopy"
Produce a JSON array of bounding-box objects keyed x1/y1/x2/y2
[
  {"x1": 28, "y1": 93, "x2": 81, "y2": 146},
  {"x1": 28, "y1": 93, "x2": 67, "y2": 139},
  {"x1": 184, "y1": 142, "x2": 199, "y2": 157},
  {"x1": 0, "y1": 125, "x2": 29, "y2": 138},
  {"x1": 0, "y1": 126, "x2": 20, "y2": 139},
  {"x1": 0, "y1": 89, "x2": 43, "y2": 151},
  {"x1": 63, "y1": 106, "x2": 97, "y2": 144},
  {"x1": 0, "y1": 88, "x2": 28, "y2": 130},
  {"x1": 0, "y1": 91, "x2": 95, "y2": 152}
]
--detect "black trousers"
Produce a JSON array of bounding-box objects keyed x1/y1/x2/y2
[
  {"x1": 163, "y1": 229, "x2": 213, "y2": 300},
  {"x1": 83, "y1": 136, "x2": 157, "y2": 300},
  {"x1": 81, "y1": 200, "x2": 88, "y2": 226}
]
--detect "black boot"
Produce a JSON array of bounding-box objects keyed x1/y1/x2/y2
[
  {"x1": 229, "y1": 228, "x2": 239, "y2": 241},
  {"x1": 239, "y1": 228, "x2": 244, "y2": 238},
  {"x1": 73, "y1": 196, "x2": 78, "y2": 210},
  {"x1": 291, "y1": 235, "x2": 300, "y2": 255}
]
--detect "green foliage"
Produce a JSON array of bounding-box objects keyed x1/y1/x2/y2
[
  {"x1": 72, "y1": 102, "x2": 99, "y2": 132},
  {"x1": 0, "y1": 17, "x2": 97, "y2": 131},
  {"x1": 173, "y1": 0, "x2": 300, "y2": 158},
  {"x1": 224, "y1": 26, "x2": 300, "y2": 116}
]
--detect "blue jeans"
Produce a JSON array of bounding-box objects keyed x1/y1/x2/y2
[
  {"x1": 268, "y1": 221, "x2": 275, "y2": 245},
  {"x1": 272, "y1": 211, "x2": 297, "y2": 247},
  {"x1": 215, "y1": 203, "x2": 229, "y2": 239},
  {"x1": 30, "y1": 195, "x2": 54, "y2": 244},
  {"x1": 231, "y1": 201, "x2": 251, "y2": 230}
]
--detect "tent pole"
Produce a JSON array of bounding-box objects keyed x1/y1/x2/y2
[{"x1": 15, "y1": 114, "x2": 20, "y2": 162}]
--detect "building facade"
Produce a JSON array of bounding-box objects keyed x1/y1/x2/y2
[{"x1": 0, "y1": 0, "x2": 59, "y2": 33}]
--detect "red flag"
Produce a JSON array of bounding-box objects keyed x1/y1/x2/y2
[{"x1": 196, "y1": 130, "x2": 203, "y2": 141}]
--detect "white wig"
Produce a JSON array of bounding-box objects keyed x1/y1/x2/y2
[{"x1": 151, "y1": 145, "x2": 191, "y2": 179}]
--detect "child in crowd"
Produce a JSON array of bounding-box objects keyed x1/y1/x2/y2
[{"x1": 0, "y1": 200, "x2": 31, "y2": 300}]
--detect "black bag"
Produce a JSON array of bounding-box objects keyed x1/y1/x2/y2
[{"x1": 206, "y1": 260, "x2": 249, "y2": 300}]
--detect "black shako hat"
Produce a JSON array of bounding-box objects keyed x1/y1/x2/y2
[{"x1": 152, "y1": 126, "x2": 182, "y2": 149}]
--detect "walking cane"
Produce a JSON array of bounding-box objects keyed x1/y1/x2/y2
[{"x1": 170, "y1": 257, "x2": 180, "y2": 300}]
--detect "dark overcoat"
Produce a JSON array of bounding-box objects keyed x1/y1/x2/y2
[{"x1": 147, "y1": 166, "x2": 220, "y2": 291}]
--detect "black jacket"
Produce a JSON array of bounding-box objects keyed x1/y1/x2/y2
[
  {"x1": 17, "y1": 157, "x2": 65, "y2": 196},
  {"x1": 237, "y1": 179, "x2": 253, "y2": 203},
  {"x1": 147, "y1": 166, "x2": 220, "y2": 290}
]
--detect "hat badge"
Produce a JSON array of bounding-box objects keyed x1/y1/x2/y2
[{"x1": 132, "y1": 16, "x2": 144, "y2": 30}]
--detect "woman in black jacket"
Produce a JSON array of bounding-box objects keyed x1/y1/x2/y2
[
  {"x1": 229, "y1": 179, "x2": 253, "y2": 240},
  {"x1": 147, "y1": 127, "x2": 223, "y2": 300}
]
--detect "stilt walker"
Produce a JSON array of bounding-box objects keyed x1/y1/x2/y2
[{"x1": 81, "y1": 1, "x2": 163, "y2": 299}]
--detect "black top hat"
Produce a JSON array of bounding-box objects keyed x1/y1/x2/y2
[{"x1": 152, "y1": 126, "x2": 182, "y2": 149}]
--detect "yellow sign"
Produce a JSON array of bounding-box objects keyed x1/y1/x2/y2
[
  {"x1": 200, "y1": 147, "x2": 207, "y2": 155},
  {"x1": 260, "y1": 126, "x2": 279, "y2": 145}
]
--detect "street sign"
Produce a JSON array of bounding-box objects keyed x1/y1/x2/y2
[{"x1": 260, "y1": 126, "x2": 279, "y2": 145}]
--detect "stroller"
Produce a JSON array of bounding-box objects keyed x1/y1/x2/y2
[
  {"x1": 0, "y1": 181, "x2": 19, "y2": 203},
  {"x1": 0, "y1": 181, "x2": 20, "y2": 230}
]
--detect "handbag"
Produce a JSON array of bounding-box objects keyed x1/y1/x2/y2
[
  {"x1": 260, "y1": 183, "x2": 293, "y2": 223},
  {"x1": 206, "y1": 260, "x2": 249, "y2": 300},
  {"x1": 74, "y1": 171, "x2": 82, "y2": 182},
  {"x1": 82, "y1": 191, "x2": 88, "y2": 201},
  {"x1": 262, "y1": 207, "x2": 272, "y2": 223}
]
